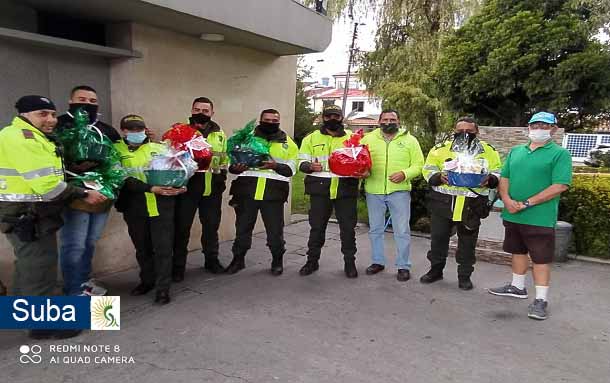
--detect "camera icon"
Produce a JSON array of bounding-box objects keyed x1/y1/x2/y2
[{"x1": 19, "y1": 345, "x2": 42, "y2": 364}]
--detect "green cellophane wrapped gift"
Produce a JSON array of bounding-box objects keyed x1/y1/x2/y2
[
  {"x1": 56, "y1": 108, "x2": 119, "y2": 166},
  {"x1": 70, "y1": 165, "x2": 127, "y2": 199},
  {"x1": 227, "y1": 119, "x2": 270, "y2": 168}
]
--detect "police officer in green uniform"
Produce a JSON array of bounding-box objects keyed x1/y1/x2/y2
[
  {"x1": 298, "y1": 105, "x2": 359, "y2": 278},
  {"x1": 420, "y1": 117, "x2": 501, "y2": 290},
  {"x1": 226, "y1": 109, "x2": 299, "y2": 276},
  {"x1": 0, "y1": 95, "x2": 106, "y2": 339},
  {"x1": 115, "y1": 115, "x2": 186, "y2": 304},
  {"x1": 171, "y1": 97, "x2": 228, "y2": 282}
]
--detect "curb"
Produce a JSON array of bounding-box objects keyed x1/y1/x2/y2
[{"x1": 567, "y1": 254, "x2": 610, "y2": 265}]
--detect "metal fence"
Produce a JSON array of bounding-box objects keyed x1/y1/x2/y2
[{"x1": 562, "y1": 133, "x2": 610, "y2": 161}]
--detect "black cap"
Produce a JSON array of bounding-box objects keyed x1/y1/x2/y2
[
  {"x1": 120, "y1": 114, "x2": 146, "y2": 130},
  {"x1": 15, "y1": 95, "x2": 56, "y2": 114},
  {"x1": 323, "y1": 104, "x2": 343, "y2": 117}
]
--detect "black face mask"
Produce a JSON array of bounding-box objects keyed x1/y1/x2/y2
[
  {"x1": 323, "y1": 119, "x2": 343, "y2": 131},
  {"x1": 380, "y1": 123, "x2": 399, "y2": 134},
  {"x1": 189, "y1": 113, "x2": 211, "y2": 125},
  {"x1": 69, "y1": 103, "x2": 98, "y2": 124},
  {"x1": 258, "y1": 122, "x2": 280, "y2": 135}
]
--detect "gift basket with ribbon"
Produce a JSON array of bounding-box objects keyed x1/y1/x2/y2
[
  {"x1": 162, "y1": 123, "x2": 213, "y2": 171},
  {"x1": 328, "y1": 129, "x2": 372, "y2": 177},
  {"x1": 444, "y1": 132, "x2": 488, "y2": 188},
  {"x1": 227, "y1": 120, "x2": 270, "y2": 168},
  {"x1": 56, "y1": 108, "x2": 118, "y2": 166},
  {"x1": 143, "y1": 145, "x2": 198, "y2": 188},
  {"x1": 69, "y1": 166, "x2": 127, "y2": 200}
]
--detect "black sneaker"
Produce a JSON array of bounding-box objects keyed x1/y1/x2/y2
[
  {"x1": 299, "y1": 260, "x2": 319, "y2": 276},
  {"x1": 488, "y1": 283, "x2": 528, "y2": 299},
  {"x1": 396, "y1": 269, "x2": 410, "y2": 282},
  {"x1": 365, "y1": 264, "x2": 385, "y2": 275},
  {"x1": 528, "y1": 299, "x2": 548, "y2": 320}
]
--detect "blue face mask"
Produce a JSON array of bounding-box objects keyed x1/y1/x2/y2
[{"x1": 126, "y1": 131, "x2": 147, "y2": 144}]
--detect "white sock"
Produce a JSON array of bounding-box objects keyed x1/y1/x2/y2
[
  {"x1": 511, "y1": 273, "x2": 526, "y2": 290},
  {"x1": 535, "y1": 286, "x2": 549, "y2": 302}
]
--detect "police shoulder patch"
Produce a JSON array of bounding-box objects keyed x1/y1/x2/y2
[{"x1": 22, "y1": 129, "x2": 35, "y2": 139}]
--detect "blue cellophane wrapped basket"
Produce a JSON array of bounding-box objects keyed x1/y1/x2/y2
[{"x1": 447, "y1": 171, "x2": 487, "y2": 188}]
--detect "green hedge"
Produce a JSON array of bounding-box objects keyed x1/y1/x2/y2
[{"x1": 559, "y1": 175, "x2": 610, "y2": 259}]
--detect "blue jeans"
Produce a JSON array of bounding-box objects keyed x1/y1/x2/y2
[
  {"x1": 366, "y1": 191, "x2": 412, "y2": 269},
  {"x1": 59, "y1": 208, "x2": 110, "y2": 295}
]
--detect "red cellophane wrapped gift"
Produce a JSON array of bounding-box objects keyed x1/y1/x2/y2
[
  {"x1": 329, "y1": 129, "x2": 372, "y2": 177},
  {"x1": 162, "y1": 123, "x2": 213, "y2": 170}
]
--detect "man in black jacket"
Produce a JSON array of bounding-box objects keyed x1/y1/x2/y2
[
  {"x1": 171, "y1": 97, "x2": 228, "y2": 282},
  {"x1": 55, "y1": 85, "x2": 120, "y2": 296}
]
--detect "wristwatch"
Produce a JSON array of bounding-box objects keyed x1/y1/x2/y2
[{"x1": 523, "y1": 199, "x2": 532, "y2": 209}]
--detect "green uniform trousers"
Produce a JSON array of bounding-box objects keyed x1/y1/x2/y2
[{"x1": 6, "y1": 232, "x2": 58, "y2": 296}]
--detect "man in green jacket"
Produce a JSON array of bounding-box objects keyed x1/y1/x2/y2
[{"x1": 361, "y1": 110, "x2": 424, "y2": 282}]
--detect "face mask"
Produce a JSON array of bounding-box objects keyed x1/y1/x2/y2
[
  {"x1": 258, "y1": 122, "x2": 280, "y2": 135},
  {"x1": 380, "y1": 123, "x2": 398, "y2": 134},
  {"x1": 189, "y1": 113, "x2": 211, "y2": 125},
  {"x1": 323, "y1": 119, "x2": 343, "y2": 131},
  {"x1": 69, "y1": 103, "x2": 98, "y2": 124},
  {"x1": 125, "y1": 131, "x2": 147, "y2": 144},
  {"x1": 528, "y1": 129, "x2": 551, "y2": 143}
]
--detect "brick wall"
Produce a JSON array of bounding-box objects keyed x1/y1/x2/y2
[{"x1": 477, "y1": 126, "x2": 565, "y2": 157}]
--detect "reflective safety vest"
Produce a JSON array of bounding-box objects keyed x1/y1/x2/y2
[
  {"x1": 298, "y1": 128, "x2": 353, "y2": 199},
  {"x1": 199, "y1": 129, "x2": 227, "y2": 197},
  {"x1": 238, "y1": 136, "x2": 299, "y2": 201},
  {"x1": 422, "y1": 140, "x2": 502, "y2": 221},
  {"x1": 114, "y1": 140, "x2": 166, "y2": 217},
  {"x1": 0, "y1": 117, "x2": 67, "y2": 202},
  {"x1": 360, "y1": 128, "x2": 425, "y2": 194}
]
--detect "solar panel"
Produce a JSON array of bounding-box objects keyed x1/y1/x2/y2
[
  {"x1": 564, "y1": 134, "x2": 599, "y2": 158},
  {"x1": 602, "y1": 136, "x2": 610, "y2": 144}
]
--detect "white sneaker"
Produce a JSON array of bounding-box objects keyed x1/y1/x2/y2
[{"x1": 80, "y1": 279, "x2": 108, "y2": 296}]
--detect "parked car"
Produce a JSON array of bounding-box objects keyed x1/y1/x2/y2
[{"x1": 584, "y1": 144, "x2": 610, "y2": 167}]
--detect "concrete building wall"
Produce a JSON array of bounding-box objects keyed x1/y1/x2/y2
[{"x1": 0, "y1": 22, "x2": 298, "y2": 289}]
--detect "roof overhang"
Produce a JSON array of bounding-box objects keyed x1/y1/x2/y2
[{"x1": 21, "y1": 0, "x2": 333, "y2": 55}]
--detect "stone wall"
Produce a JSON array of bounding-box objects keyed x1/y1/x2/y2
[{"x1": 478, "y1": 126, "x2": 565, "y2": 157}]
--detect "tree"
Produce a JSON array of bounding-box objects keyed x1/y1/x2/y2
[
  {"x1": 435, "y1": 0, "x2": 610, "y2": 129},
  {"x1": 294, "y1": 57, "x2": 316, "y2": 144}
]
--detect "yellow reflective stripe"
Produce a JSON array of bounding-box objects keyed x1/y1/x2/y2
[
  {"x1": 330, "y1": 177, "x2": 339, "y2": 200},
  {"x1": 203, "y1": 171, "x2": 212, "y2": 197},
  {"x1": 453, "y1": 196, "x2": 465, "y2": 221},
  {"x1": 145, "y1": 192, "x2": 159, "y2": 217},
  {"x1": 254, "y1": 177, "x2": 266, "y2": 201}
]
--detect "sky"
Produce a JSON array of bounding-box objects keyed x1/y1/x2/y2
[{"x1": 301, "y1": 16, "x2": 377, "y2": 83}]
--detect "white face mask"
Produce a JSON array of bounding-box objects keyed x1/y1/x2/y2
[{"x1": 528, "y1": 129, "x2": 551, "y2": 143}]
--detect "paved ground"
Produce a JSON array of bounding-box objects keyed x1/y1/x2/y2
[{"x1": 1, "y1": 221, "x2": 609, "y2": 383}]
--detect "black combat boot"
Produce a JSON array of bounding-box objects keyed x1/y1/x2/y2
[
  {"x1": 226, "y1": 256, "x2": 245, "y2": 274},
  {"x1": 458, "y1": 275, "x2": 473, "y2": 290},
  {"x1": 344, "y1": 260, "x2": 358, "y2": 278},
  {"x1": 270, "y1": 255, "x2": 283, "y2": 276},
  {"x1": 419, "y1": 263, "x2": 445, "y2": 284},
  {"x1": 299, "y1": 260, "x2": 319, "y2": 276}
]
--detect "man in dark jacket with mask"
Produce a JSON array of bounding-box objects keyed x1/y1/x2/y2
[
  {"x1": 420, "y1": 117, "x2": 501, "y2": 290},
  {"x1": 298, "y1": 105, "x2": 359, "y2": 278},
  {"x1": 55, "y1": 85, "x2": 120, "y2": 296},
  {"x1": 171, "y1": 97, "x2": 228, "y2": 282},
  {"x1": 226, "y1": 109, "x2": 299, "y2": 276}
]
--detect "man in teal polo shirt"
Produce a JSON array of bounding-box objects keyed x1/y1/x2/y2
[{"x1": 488, "y1": 112, "x2": 572, "y2": 320}]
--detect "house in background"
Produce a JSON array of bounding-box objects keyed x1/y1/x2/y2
[
  {"x1": 306, "y1": 72, "x2": 382, "y2": 130},
  {"x1": 0, "y1": 0, "x2": 332, "y2": 286}
]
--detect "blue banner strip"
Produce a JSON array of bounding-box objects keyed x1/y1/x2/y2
[{"x1": 0, "y1": 296, "x2": 91, "y2": 330}]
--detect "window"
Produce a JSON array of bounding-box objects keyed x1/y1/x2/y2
[
  {"x1": 323, "y1": 100, "x2": 335, "y2": 108},
  {"x1": 352, "y1": 101, "x2": 364, "y2": 112}
]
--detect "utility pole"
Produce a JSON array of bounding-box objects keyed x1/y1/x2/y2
[{"x1": 341, "y1": 22, "x2": 360, "y2": 113}]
